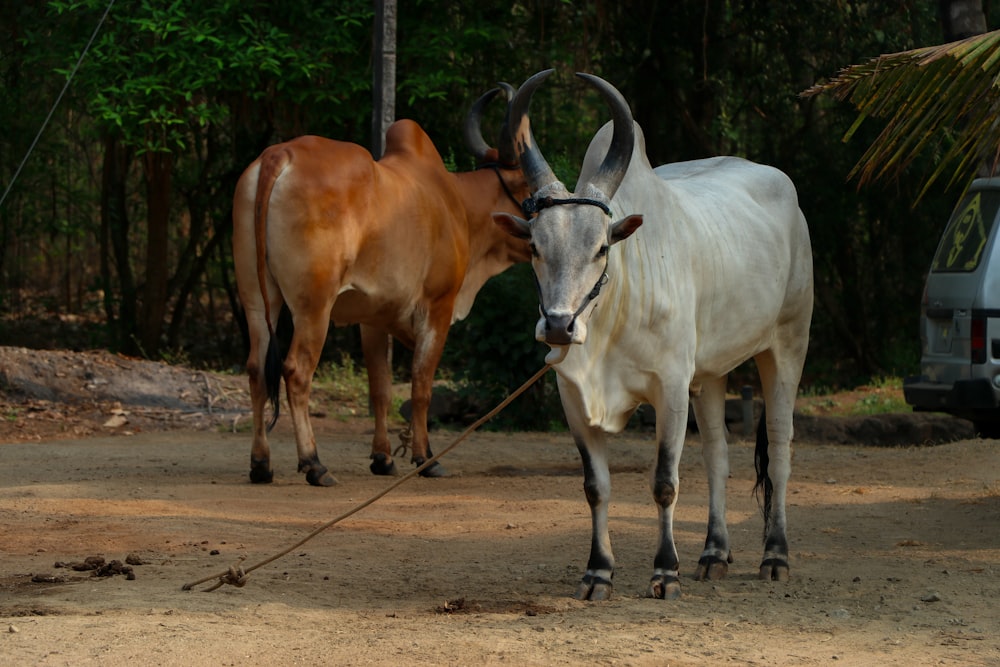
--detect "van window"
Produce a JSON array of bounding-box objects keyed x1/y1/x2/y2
[{"x1": 931, "y1": 190, "x2": 1000, "y2": 272}]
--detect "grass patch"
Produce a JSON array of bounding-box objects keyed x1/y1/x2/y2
[
  {"x1": 848, "y1": 376, "x2": 908, "y2": 416},
  {"x1": 797, "y1": 376, "x2": 909, "y2": 417},
  {"x1": 313, "y1": 354, "x2": 369, "y2": 404}
]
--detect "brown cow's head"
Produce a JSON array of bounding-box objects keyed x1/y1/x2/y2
[{"x1": 464, "y1": 84, "x2": 533, "y2": 222}]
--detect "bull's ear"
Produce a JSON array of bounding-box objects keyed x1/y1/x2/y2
[
  {"x1": 610, "y1": 214, "x2": 643, "y2": 244},
  {"x1": 493, "y1": 212, "x2": 532, "y2": 240}
]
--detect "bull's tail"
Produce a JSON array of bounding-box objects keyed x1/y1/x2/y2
[
  {"x1": 254, "y1": 147, "x2": 291, "y2": 432},
  {"x1": 752, "y1": 405, "x2": 773, "y2": 540},
  {"x1": 264, "y1": 334, "x2": 282, "y2": 431}
]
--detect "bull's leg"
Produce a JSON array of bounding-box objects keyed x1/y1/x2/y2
[
  {"x1": 245, "y1": 310, "x2": 276, "y2": 484},
  {"x1": 646, "y1": 387, "x2": 690, "y2": 600},
  {"x1": 283, "y1": 311, "x2": 337, "y2": 487},
  {"x1": 690, "y1": 377, "x2": 733, "y2": 581},
  {"x1": 406, "y1": 314, "x2": 451, "y2": 477},
  {"x1": 555, "y1": 378, "x2": 616, "y2": 601},
  {"x1": 361, "y1": 325, "x2": 396, "y2": 476},
  {"x1": 571, "y1": 424, "x2": 615, "y2": 601},
  {"x1": 754, "y1": 345, "x2": 805, "y2": 582}
]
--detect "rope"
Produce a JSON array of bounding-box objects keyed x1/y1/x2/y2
[
  {"x1": 0, "y1": 0, "x2": 117, "y2": 211},
  {"x1": 182, "y1": 363, "x2": 553, "y2": 592}
]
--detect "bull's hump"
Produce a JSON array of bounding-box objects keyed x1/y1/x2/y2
[{"x1": 382, "y1": 120, "x2": 443, "y2": 163}]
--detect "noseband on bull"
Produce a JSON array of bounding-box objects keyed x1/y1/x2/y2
[{"x1": 523, "y1": 195, "x2": 612, "y2": 332}]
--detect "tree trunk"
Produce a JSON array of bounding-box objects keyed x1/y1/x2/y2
[
  {"x1": 166, "y1": 220, "x2": 224, "y2": 351},
  {"x1": 939, "y1": 0, "x2": 987, "y2": 41},
  {"x1": 100, "y1": 133, "x2": 136, "y2": 352},
  {"x1": 139, "y1": 150, "x2": 173, "y2": 357}
]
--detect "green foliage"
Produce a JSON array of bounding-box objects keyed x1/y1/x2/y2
[
  {"x1": 850, "y1": 391, "x2": 910, "y2": 416},
  {"x1": 313, "y1": 353, "x2": 370, "y2": 404},
  {"x1": 47, "y1": 0, "x2": 374, "y2": 151},
  {"x1": 1, "y1": 0, "x2": 993, "y2": 418},
  {"x1": 804, "y1": 29, "x2": 1000, "y2": 200}
]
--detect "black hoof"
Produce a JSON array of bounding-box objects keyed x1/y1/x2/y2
[
  {"x1": 758, "y1": 558, "x2": 789, "y2": 582},
  {"x1": 694, "y1": 555, "x2": 730, "y2": 581},
  {"x1": 415, "y1": 459, "x2": 448, "y2": 478},
  {"x1": 305, "y1": 465, "x2": 337, "y2": 487},
  {"x1": 298, "y1": 459, "x2": 337, "y2": 487},
  {"x1": 370, "y1": 453, "x2": 398, "y2": 476},
  {"x1": 249, "y1": 459, "x2": 273, "y2": 484},
  {"x1": 573, "y1": 574, "x2": 613, "y2": 601},
  {"x1": 646, "y1": 574, "x2": 681, "y2": 600}
]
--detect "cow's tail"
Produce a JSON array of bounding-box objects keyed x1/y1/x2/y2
[
  {"x1": 752, "y1": 405, "x2": 773, "y2": 541},
  {"x1": 254, "y1": 148, "x2": 291, "y2": 432}
]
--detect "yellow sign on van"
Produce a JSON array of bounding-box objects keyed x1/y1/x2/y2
[{"x1": 944, "y1": 193, "x2": 987, "y2": 271}]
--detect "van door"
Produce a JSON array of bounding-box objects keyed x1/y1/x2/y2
[{"x1": 920, "y1": 188, "x2": 1000, "y2": 386}]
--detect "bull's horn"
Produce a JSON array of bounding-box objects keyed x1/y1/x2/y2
[
  {"x1": 497, "y1": 82, "x2": 519, "y2": 166},
  {"x1": 464, "y1": 87, "x2": 503, "y2": 163},
  {"x1": 508, "y1": 69, "x2": 559, "y2": 192},
  {"x1": 576, "y1": 72, "x2": 634, "y2": 201}
]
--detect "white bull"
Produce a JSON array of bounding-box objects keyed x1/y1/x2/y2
[{"x1": 494, "y1": 70, "x2": 814, "y2": 600}]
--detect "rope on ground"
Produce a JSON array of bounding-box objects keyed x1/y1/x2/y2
[{"x1": 182, "y1": 363, "x2": 553, "y2": 593}]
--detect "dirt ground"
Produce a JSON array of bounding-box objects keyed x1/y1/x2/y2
[{"x1": 2, "y1": 346, "x2": 999, "y2": 666}]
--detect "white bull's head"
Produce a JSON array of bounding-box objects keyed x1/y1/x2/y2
[{"x1": 493, "y1": 70, "x2": 643, "y2": 348}]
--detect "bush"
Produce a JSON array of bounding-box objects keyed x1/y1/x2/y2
[{"x1": 442, "y1": 264, "x2": 563, "y2": 430}]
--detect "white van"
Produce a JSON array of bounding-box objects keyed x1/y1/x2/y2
[{"x1": 904, "y1": 177, "x2": 1000, "y2": 436}]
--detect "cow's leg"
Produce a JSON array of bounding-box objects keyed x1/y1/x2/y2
[
  {"x1": 555, "y1": 376, "x2": 616, "y2": 600},
  {"x1": 572, "y1": 425, "x2": 615, "y2": 601},
  {"x1": 646, "y1": 386, "x2": 690, "y2": 600},
  {"x1": 361, "y1": 325, "x2": 396, "y2": 475},
  {"x1": 245, "y1": 307, "x2": 278, "y2": 484},
  {"x1": 690, "y1": 376, "x2": 733, "y2": 581},
  {"x1": 753, "y1": 343, "x2": 806, "y2": 582},
  {"x1": 283, "y1": 309, "x2": 337, "y2": 487},
  {"x1": 406, "y1": 314, "x2": 451, "y2": 477}
]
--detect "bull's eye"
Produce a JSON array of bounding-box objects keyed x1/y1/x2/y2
[
  {"x1": 596, "y1": 244, "x2": 609, "y2": 259},
  {"x1": 530, "y1": 242, "x2": 539, "y2": 258}
]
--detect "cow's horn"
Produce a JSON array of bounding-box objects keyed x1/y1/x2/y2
[
  {"x1": 508, "y1": 69, "x2": 558, "y2": 192},
  {"x1": 497, "y1": 82, "x2": 519, "y2": 166},
  {"x1": 464, "y1": 87, "x2": 502, "y2": 163},
  {"x1": 576, "y1": 72, "x2": 634, "y2": 201}
]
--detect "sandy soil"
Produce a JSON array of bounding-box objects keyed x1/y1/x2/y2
[{"x1": 1, "y1": 347, "x2": 998, "y2": 666}]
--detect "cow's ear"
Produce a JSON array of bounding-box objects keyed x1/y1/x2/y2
[
  {"x1": 610, "y1": 214, "x2": 643, "y2": 244},
  {"x1": 493, "y1": 212, "x2": 532, "y2": 240}
]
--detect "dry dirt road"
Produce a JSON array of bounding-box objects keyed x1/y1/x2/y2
[
  {"x1": 0, "y1": 346, "x2": 996, "y2": 665},
  {"x1": 2, "y1": 417, "x2": 1000, "y2": 666}
]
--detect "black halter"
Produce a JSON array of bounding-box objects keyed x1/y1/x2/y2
[
  {"x1": 532, "y1": 261, "x2": 610, "y2": 326},
  {"x1": 476, "y1": 162, "x2": 523, "y2": 212},
  {"x1": 524, "y1": 195, "x2": 613, "y2": 324},
  {"x1": 521, "y1": 195, "x2": 612, "y2": 218}
]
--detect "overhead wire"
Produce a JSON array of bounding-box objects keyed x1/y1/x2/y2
[{"x1": 0, "y1": 0, "x2": 117, "y2": 211}]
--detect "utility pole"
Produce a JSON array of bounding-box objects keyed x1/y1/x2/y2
[
  {"x1": 369, "y1": 0, "x2": 398, "y2": 414},
  {"x1": 371, "y1": 0, "x2": 397, "y2": 159}
]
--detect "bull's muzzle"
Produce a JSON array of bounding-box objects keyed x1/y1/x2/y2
[
  {"x1": 543, "y1": 313, "x2": 575, "y2": 345},
  {"x1": 535, "y1": 312, "x2": 586, "y2": 346}
]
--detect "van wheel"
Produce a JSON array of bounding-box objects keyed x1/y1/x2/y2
[{"x1": 973, "y1": 420, "x2": 1000, "y2": 438}]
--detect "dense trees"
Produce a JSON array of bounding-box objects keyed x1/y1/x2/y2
[
  {"x1": 0, "y1": 1, "x2": 994, "y2": 398},
  {"x1": 805, "y1": 5, "x2": 997, "y2": 199}
]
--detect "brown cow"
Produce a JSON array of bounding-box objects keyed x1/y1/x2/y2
[{"x1": 232, "y1": 88, "x2": 531, "y2": 486}]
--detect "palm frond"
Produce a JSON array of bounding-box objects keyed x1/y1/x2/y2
[{"x1": 802, "y1": 30, "x2": 1000, "y2": 199}]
